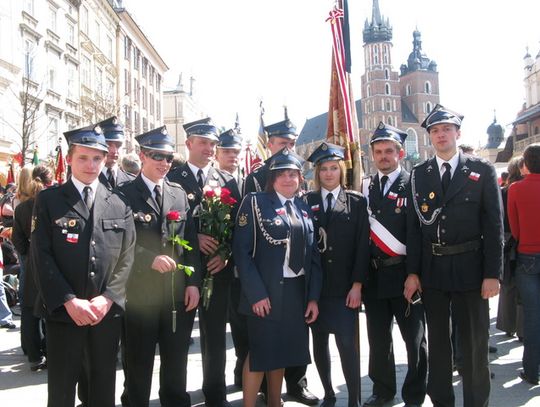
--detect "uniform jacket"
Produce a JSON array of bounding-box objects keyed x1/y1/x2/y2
[
  {"x1": 304, "y1": 189, "x2": 369, "y2": 298},
  {"x1": 119, "y1": 176, "x2": 201, "y2": 307},
  {"x1": 364, "y1": 169, "x2": 410, "y2": 299},
  {"x1": 167, "y1": 162, "x2": 241, "y2": 281},
  {"x1": 406, "y1": 153, "x2": 504, "y2": 291},
  {"x1": 99, "y1": 167, "x2": 136, "y2": 189},
  {"x1": 233, "y1": 192, "x2": 322, "y2": 321},
  {"x1": 33, "y1": 180, "x2": 136, "y2": 322},
  {"x1": 243, "y1": 164, "x2": 268, "y2": 195}
]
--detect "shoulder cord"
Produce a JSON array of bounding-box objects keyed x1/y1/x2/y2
[
  {"x1": 253, "y1": 177, "x2": 262, "y2": 192},
  {"x1": 410, "y1": 168, "x2": 443, "y2": 226},
  {"x1": 250, "y1": 195, "x2": 288, "y2": 258},
  {"x1": 318, "y1": 227, "x2": 327, "y2": 253}
]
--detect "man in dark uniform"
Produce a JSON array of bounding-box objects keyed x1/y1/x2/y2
[
  {"x1": 33, "y1": 124, "x2": 136, "y2": 407},
  {"x1": 243, "y1": 119, "x2": 297, "y2": 195},
  {"x1": 405, "y1": 105, "x2": 503, "y2": 407},
  {"x1": 215, "y1": 128, "x2": 247, "y2": 387},
  {"x1": 97, "y1": 116, "x2": 136, "y2": 189},
  {"x1": 120, "y1": 126, "x2": 201, "y2": 407},
  {"x1": 361, "y1": 123, "x2": 427, "y2": 407},
  {"x1": 242, "y1": 118, "x2": 319, "y2": 405},
  {"x1": 168, "y1": 118, "x2": 241, "y2": 407}
]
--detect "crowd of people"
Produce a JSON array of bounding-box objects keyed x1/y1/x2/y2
[{"x1": 0, "y1": 103, "x2": 539, "y2": 407}]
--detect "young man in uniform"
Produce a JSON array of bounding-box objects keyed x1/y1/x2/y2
[
  {"x1": 405, "y1": 104, "x2": 503, "y2": 407},
  {"x1": 33, "y1": 124, "x2": 136, "y2": 407},
  {"x1": 362, "y1": 123, "x2": 427, "y2": 407}
]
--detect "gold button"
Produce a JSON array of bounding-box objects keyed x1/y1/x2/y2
[
  {"x1": 91, "y1": 256, "x2": 96, "y2": 262},
  {"x1": 91, "y1": 241, "x2": 96, "y2": 246},
  {"x1": 89, "y1": 272, "x2": 95, "y2": 277}
]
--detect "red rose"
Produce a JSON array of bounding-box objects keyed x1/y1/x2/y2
[
  {"x1": 166, "y1": 211, "x2": 181, "y2": 221},
  {"x1": 221, "y1": 194, "x2": 237, "y2": 206},
  {"x1": 220, "y1": 188, "x2": 232, "y2": 198},
  {"x1": 204, "y1": 189, "x2": 216, "y2": 198}
]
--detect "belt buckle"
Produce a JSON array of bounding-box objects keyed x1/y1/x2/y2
[{"x1": 432, "y1": 243, "x2": 443, "y2": 256}]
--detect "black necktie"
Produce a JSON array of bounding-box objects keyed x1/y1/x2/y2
[
  {"x1": 107, "y1": 168, "x2": 115, "y2": 188},
  {"x1": 197, "y1": 169, "x2": 204, "y2": 189},
  {"x1": 83, "y1": 186, "x2": 93, "y2": 209},
  {"x1": 285, "y1": 200, "x2": 304, "y2": 274},
  {"x1": 380, "y1": 175, "x2": 388, "y2": 199},
  {"x1": 154, "y1": 184, "x2": 162, "y2": 210},
  {"x1": 325, "y1": 193, "x2": 333, "y2": 221},
  {"x1": 441, "y1": 162, "x2": 451, "y2": 194}
]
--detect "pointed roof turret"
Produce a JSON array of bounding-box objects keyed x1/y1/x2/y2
[
  {"x1": 363, "y1": 0, "x2": 392, "y2": 44},
  {"x1": 486, "y1": 110, "x2": 504, "y2": 149},
  {"x1": 400, "y1": 29, "x2": 437, "y2": 75}
]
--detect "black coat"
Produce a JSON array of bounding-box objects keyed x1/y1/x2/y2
[
  {"x1": 99, "y1": 168, "x2": 136, "y2": 189},
  {"x1": 167, "y1": 163, "x2": 241, "y2": 281},
  {"x1": 233, "y1": 192, "x2": 322, "y2": 320},
  {"x1": 406, "y1": 153, "x2": 504, "y2": 291},
  {"x1": 33, "y1": 180, "x2": 136, "y2": 322},
  {"x1": 304, "y1": 189, "x2": 369, "y2": 298},
  {"x1": 119, "y1": 176, "x2": 202, "y2": 307},
  {"x1": 364, "y1": 169, "x2": 410, "y2": 299}
]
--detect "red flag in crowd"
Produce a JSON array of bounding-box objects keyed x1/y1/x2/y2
[
  {"x1": 326, "y1": 0, "x2": 362, "y2": 189},
  {"x1": 55, "y1": 145, "x2": 66, "y2": 185}
]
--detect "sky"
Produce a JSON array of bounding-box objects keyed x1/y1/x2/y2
[{"x1": 126, "y1": 0, "x2": 540, "y2": 148}]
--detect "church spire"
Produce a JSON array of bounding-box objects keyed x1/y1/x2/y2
[{"x1": 363, "y1": 0, "x2": 392, "y2": 44}]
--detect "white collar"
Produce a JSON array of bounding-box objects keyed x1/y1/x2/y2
[
  {"x1": 140, "y1": 172, "x2": 164, "y2": 194},
  {"x1": 321, "y1": 186, "x2": 341, "y2": 201},
  {"x1": 276, "y1": 191, "x2": 296, "y2": 207},
  {"x1": 71, "y1": 176, "x2": 100, "y2": 199},
  {"x1": 435, "y1": 152, "x2": 460, "y2": 176},
  {"x1": 377, "y1": 165, "x2": 401, "y2": 188},
  {"x1": 187, "y1": 161, "x2": 211, "y2": 180}
]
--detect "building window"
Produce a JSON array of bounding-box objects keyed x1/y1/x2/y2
[
  {"x1": 24, "y1": 0, "x2": 34, "y2": 14},
  {"x1": 81, "y1": 6, "x2": 89, "y2": 34},
  {"x1": 426, "y1": 102, "x2": 432, "y2": 114},
  {"x1": 82, "y1": 56, "x2": 91, "y2": 87},
  {"x1": 385, "y1": 83, "x2": 391, "y2": 95},
  {"x1": 67, "y1": 22, "x2": 75, "y2": 45},
  {"x1": 48, "y1": 66, "x2": 56, "y2": 90},
  {"x1": 67, "y1": 63, "x2": 77, "y2": 99},
  {"x1": 425, "y1": 81, "x2": 432, "y2": 94},
  {"x1": 134, "y1": 111, "x2": 140, "y2": 133},
  {"x1": 106, "y1": 36, "x2": 113, "y2": 61},
  {"x1": 124, "y1": 105, "x2": 132, "y2": 129},
  {"x1": 95, "y1": 66, "x2": 103, "y2": 94},
  {"x1": 106, "y1": 79, "x2": 114, "y2": 101},
  {"x1": 142, "y1": 58, "x2": 148, "y2": 79},
  {"x1": 143, "y1": 117, "x2": 148, "y2": 132},
  {"x1": 150, "y1": 94, "x2": 154, "y2": 115},
  {"x1": 366, "y1": 85, "x2": 371, "y2": 98},
  {"x1": 381, "y1": 99, "x2": 385, "y2": 111},
  {"x1": 49, "y1": 7, "x2": 57, "y2": 32},
  {"x1": 387, "y1": 116, "x2": 393, "y2": 126},
  {"x1": 156, "y1": 100, "x2": 161, "y2": 121},
  {"x1": 24, "y1": 40, "x2": 35, "y2": 79},
  {"x1": 393, "y1": 100, "x2": 397, "y2": 111},
  {"x1": 94, "y1": 21, "x2": 101, "y2": 48},
  {"x1": 149, "y1": 66, "x2": 154, "y2": 86},
  {"x1": 373, "y1": 45, "x2": 379, "y2": 65},
  {"x1": 384, "y1": 68, "x2": 389, "y2": 79},
  {"x1": 386, "y1": 99, "x2": 391, "y2": 112},
  {"x1": 142, "y1": 86, "x2": 147, "y2": 109},
  {"x1": 405, "y1": 128, "x2": 419, "y2": 155},
  {"x1": 133, "y1": 48, "x2": 139, "y2": 70},
  {"x1": 49, "y1": 117, "x2": 59, "y2": 145},
  {"x1": 406, "y1": 84, "x2": 411, "y2": 96},
  {"x1": 124, "y1": 36, "x2": 131, "y2": 60},
  {"x1": 156, "y1": 75, "x2": 161, "y2": 92}
]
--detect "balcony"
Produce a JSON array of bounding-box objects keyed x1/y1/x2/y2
[{"x1": 514, "y1": 133, "x2": 540, "y2": 155}]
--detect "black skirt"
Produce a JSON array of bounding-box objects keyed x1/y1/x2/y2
[
  {"x1": 247, "y1": 276, "x2": 311, "y2": 371},
  {"x1": 311, "y1": 296, "x2": 357, "y2": 337}
]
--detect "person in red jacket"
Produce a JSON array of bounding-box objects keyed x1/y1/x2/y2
[{"x1": 508, "y1": 143, "x2": 540, "y2": 385}]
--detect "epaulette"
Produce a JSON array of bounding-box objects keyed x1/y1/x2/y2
[
  {"x1": 345, "y1": 189, "x2": 362, "y2": 197},
  {"x1": 166, "y1": 179, "x2": 183, "y2": 189},
  {"x1": 413, "y1": 160, "x2": 427, "y2": 169}
]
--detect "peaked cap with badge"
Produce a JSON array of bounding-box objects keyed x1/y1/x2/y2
[
  {"x1": 370, "y1": 121, "x2": 408, "y2": 145},
  {"x1": 218, "y1": 128, "x2": 243, "y2": 149},
  {"x1": 183, "y1": 117, "x2": 219, "y2": 142},
  {"x1": 307, "y1": 142, "x2": 345, "y2": 165},
  {"x1": 268, "y1": 147, "x2": 304, "y2": 171},
  {"x1": 421, "y1": 104, "x2": 464, "y2": 131},
  {"x1": 264, "y1": 119, "x2": 298, "y2": 141},
  {"x1": 63, "y1": 123, "x2": 109, "y2": 153},
  {"x1": 97, "y1": 116, "x2": 125, "y2": 142},
  {"x1": 135, "y1": 126, "x2": 174, "y2": 152}
]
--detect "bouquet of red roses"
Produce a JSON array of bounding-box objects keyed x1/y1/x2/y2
[
  {"x1": 199, "y1": 186, "x2": 237, "y2": 308},
  {"x1": 165, "y1": 210, "x2": 194, "y2": 332}
]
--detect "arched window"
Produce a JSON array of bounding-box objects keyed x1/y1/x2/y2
[
  {"x1": 406, "y1": 84, "x2": 412, "y2": 96},
  {"x1": 381, "y1": 99, "x2": 385, "y2": 111},
  {"x1": 384, "y1": 68, "x2": 389, "y2": 79},
  {"x1": 425, "y1": 81, "x2": 432, "y2": 94},
  {"x1": 385, "y1": 99, "x2": 391, "y2": 112},
  {"x1": 383, "y1": 45, "x2": 389, "y2": 64},
  {"x1": 385, "y1": 83, "x2": 391, "y2": 95},
  {"x1": 426, "y1": 102, "x2": 432, "y2": 114},
  {"x1": 405, "y1": 128, "x2": 419, "y2": 156},
  {"x1": 366, "y1": 85, "x2": 371, "y2": 97},
  {"x1": 387, "y1": 116, "x2": 393, "y2": 126},
  {"x1": 373, "y1": 45, "x2": 379, "y2": 65}
]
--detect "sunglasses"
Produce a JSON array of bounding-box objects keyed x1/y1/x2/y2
[{"x1": 146, "y1": 152, "x2": 174, "y2": 163}]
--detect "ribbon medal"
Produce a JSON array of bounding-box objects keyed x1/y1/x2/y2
[
  {"x1": 387, "y1": 191, "x2": 398, "y2": 200},
  {"x1": 311, "y1": 204, "x2": 320, "y2": 212},
  {"x1": 469, "y1": 172, "x2": 480, "y2": 181}
]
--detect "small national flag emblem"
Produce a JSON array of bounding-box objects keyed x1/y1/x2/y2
[
  {"x1": 275, "y1": 208, "x2": 286, "y2": 216},
  {"x1": 66, "y1": 233, "x2": 79, "y2": 243},
  {"x1": 388, "y1": 191, "x2": 398, "y2": 200},
  {"x1": 311, "y1": 204, "x2": 320, "y2": 212},
  {"x1": 469, "y1": 172, "x2": 480, "y2": 181}
]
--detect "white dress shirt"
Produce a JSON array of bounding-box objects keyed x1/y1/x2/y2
[{"x1": 275, "y1": 192, "x2": 305, "y2": 278}]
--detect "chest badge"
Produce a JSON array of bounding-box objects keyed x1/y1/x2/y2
[
  {"x1": 187, "y1": 193, "x2": 195, "y2": 201},
  {"x1": 395, "y1": 208, "x2": 401, "y2": 214},
  {"x1": 421, "y1": 203, "x2": 429, "y2": 213},
  {"x1": 275, "y1": 219, "x2": 283, "y2": 226},
  {"x1": 66, "y1": 233, "x2": 79, "y2": 243},
  {"x1": 238, "y1": 213, "x2": 248, "y2": 227},
  {"x1": 144, "y1": 214, "x2": 152, "y2": 222},
  {"x1": 429, "y1": 192, "x2": 435, "y2": 200}
]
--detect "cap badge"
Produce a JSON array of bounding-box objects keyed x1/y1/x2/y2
[
  {"x1": 378, "y1": 122, "x2": 385, "y2": 129},
  {"x1": 322, "y1": 144, "x2": 328, "y2": 151},
  {"x1": 161, "y1": 127, "x2": 168, "y2": 135},
  {"x1": 238, "y1": 213, "x2": 248, "y2": 227},
  {"x1": 94, "y1": 125, "x2": 102, "y2": 134}
]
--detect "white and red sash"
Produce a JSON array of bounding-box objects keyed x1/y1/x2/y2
[{"x1": 367, "y1": 209, "x2": 407, "y2": 256}]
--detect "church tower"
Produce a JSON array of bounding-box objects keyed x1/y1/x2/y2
[{"x1": 360, "y1": 0, "x2": 401, "y2": 136}]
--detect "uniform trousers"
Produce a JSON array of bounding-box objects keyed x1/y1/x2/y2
[
  {"x1": 228, "y1": 277, "x2": 249, "y2": 384},
  {"x1": 46, "y1": 317, "x2": 120, "y2": 407},
  {"x1": 423, "y1": 288, "x2": 490, "y2": 407},
  {"x1": 20, "y1": 305, "x2": 46, "y2": 363},
  {"x1": 363, "y1": 295, "x2": 427, "y2": 404},
  {"x1": 124, "y1": 302, "x2": 195, "y2": 407},
  {"x1": 199, "y1": 277, "x2": 232, "y2": 406}
]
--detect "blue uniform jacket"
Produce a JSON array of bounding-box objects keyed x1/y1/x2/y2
[{"x1": 233, "y1": 192, "x2": 322, "y2": 321}]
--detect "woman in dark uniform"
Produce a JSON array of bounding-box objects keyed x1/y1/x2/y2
[
  {"x1": 233, "y1": 147, "x2": 322, "y2": 407},
  {"x1": 305, "y1": 142, "x2": 370, "y2": 407}
]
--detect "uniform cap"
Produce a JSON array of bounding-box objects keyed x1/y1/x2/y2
[
  {"x1": 135, "y1": 126, "x2": 174, "y2": 152},
  {"x1": 421, "y1": 104, "x2": 464, "y2": 130},
  {"x1": 370, "y1": 122, "x2": 408, "y2": 145},
  {"x1": 63, "y1": 124, "x2": 108, "y2": 152},
  {"x1": 268, "y1": 147, "x2": 304, "y2": 171},
  {"x1": 183, "y1": 117, "x2": 219, "y2": 142},
  {"x1": 218, "y1": 129, "x2": 243, "y2": 149},
  {"x1": 264, "y1": 119, "x2": 298, "y2": 140},
  {"x1": 306, "y1": 142, "x2": 345, "y2": 165},
  {"x1": 96, "y1": 116, "x2": 124, "y2": 142}
]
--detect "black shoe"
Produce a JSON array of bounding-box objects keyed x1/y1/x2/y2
[
  {"x1": 505, "y1": 331, "x2": 515, "y2": 338},
  {"x1": 0, "y1": 322, "x2": 16, "y2": 329},
  {"x1": 520, "y1": 371, "x2": 539, "y2": 385},
  {"x1": 489, "y1": 345, "x2": 498, "y2": 353},
  {"x1": 362, "y1": 394, "x2": 393, "y2": 407},
  {"x1": 30, "y1": 357, "x2": 47, "y2": 372},
  {"x1": 286, "y1": 387, "x2": 319, "y2": 405}
]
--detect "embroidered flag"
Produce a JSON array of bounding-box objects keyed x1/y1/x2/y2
[
  {"x1": 275, "y1": 208, "x2": 286, "y2": 216},
  {"x1": 388, "y1": 191, "x2": 398, "y2": 200},
  {"x1": 66, "y1": 233, "x2": 79, "y2": 243},
  {"x1": 469, "y1": 172, "x2": 480, "y2": 181},
  {"x1": 311, "y1": 204, "x2": 320, "y2": 212}
]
